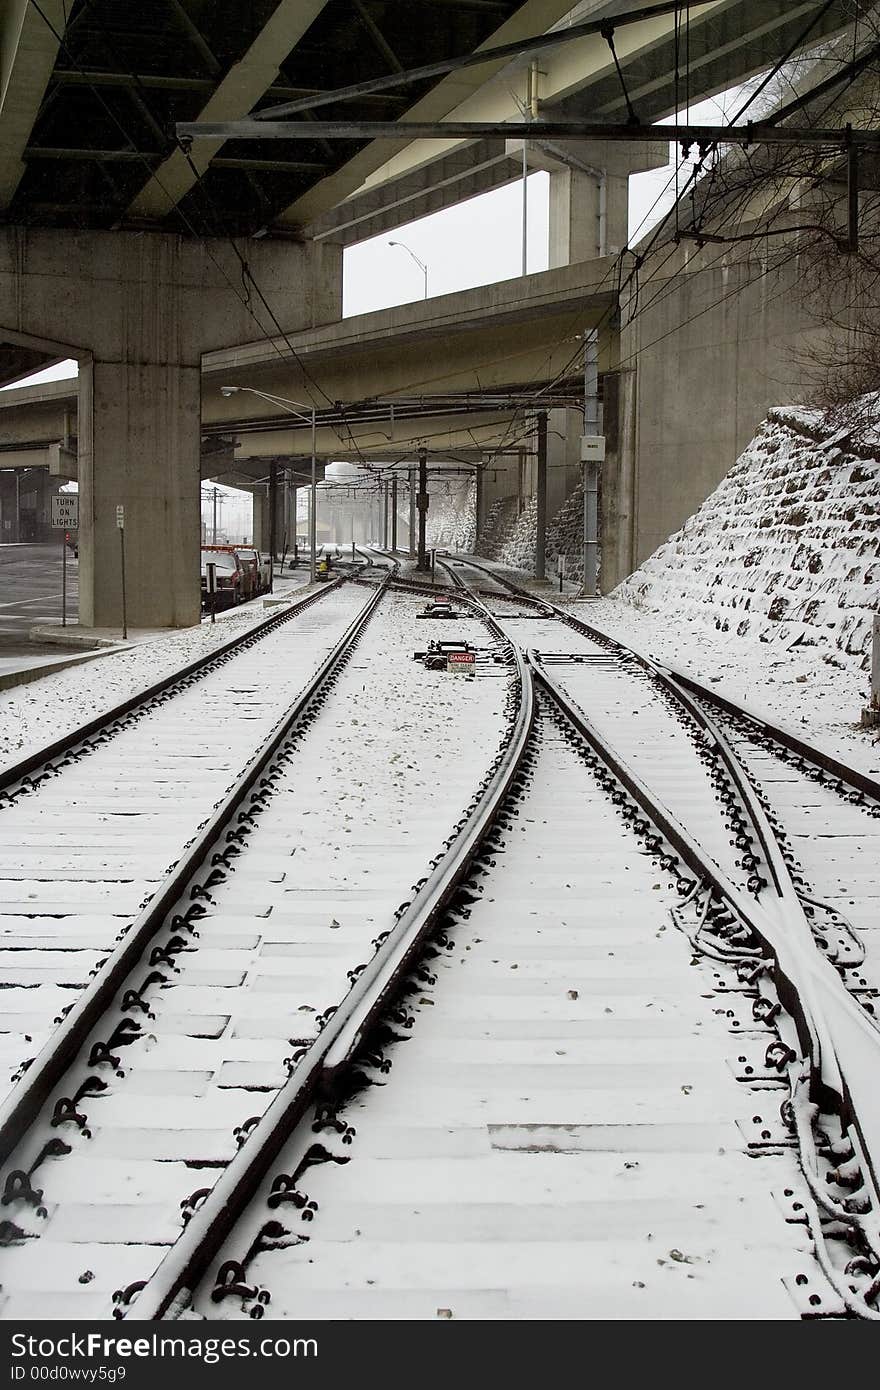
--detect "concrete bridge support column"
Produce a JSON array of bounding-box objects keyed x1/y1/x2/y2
[
  {"x1": 77, "y1": 356, "x2": 201, "y2": 628},
  {"x1": 251, "y1": 491, "x2": 272, "y2": 552},
  {"x1": 0, "y1": 226, "x2": 340, "y2": 628}
]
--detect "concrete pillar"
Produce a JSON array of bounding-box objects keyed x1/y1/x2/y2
[
  {"x1": 600, "y1": 366, "x2": 638, "y2": 592},
  {"x1": 0, "y1": 226, "x2": 341, "y2": 628},
  {"x1": 77, "y1": 356, "x2": 202, "y2": 627},
  {"x1": 252, "y1": 490, "x2": 272, "y2": 551},
  {"x1": 549, "y1": 167, "x2": 604, "y2": 267},
  {"x1": 543, "y1": 142, "x2": 666, "y2": 269}
]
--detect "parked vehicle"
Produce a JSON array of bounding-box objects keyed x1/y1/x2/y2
[
  {"x1": 257, "y1": 552, "x2": 273, "y2": 592},
  {"x1": 200, "y1": 547, "x2": 245, "y2": 610},
  {"x1": 231, "y1": 547, "x2": 261, "y2": 600}
]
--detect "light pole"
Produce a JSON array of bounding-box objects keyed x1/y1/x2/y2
[
  {"x1": 388, "y1": 240, "x2": 428, "y2": 299},
  {"x1": 220, "y1": 384, "x2": 318, "y2": 584}
]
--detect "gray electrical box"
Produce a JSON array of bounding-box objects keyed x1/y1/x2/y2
[{"x1": 580, "y1": 435, "x2": 606, "y2": 462}]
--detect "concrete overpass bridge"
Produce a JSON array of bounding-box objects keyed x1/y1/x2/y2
[{"x1": 0, "y1": 0, "x2": 866, "y2": 626}]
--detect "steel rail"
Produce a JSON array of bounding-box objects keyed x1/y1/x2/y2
[
  {"x1": 446, "y1": 553, "x2": 879, "y2": 806},
  {"x1": 665, "y1": 666, "x2": 880, "y2": 806},
  {"x1": 0, "y1": 577, "x2": 345, "y2": 799},
  {"x1": 444, "y1": 555, "x2": 880, "y2": 1245},
  {"x1": 0, "y1": 577, "x2": 387, "y2": 1174},
  {"x1": 531, "y1": 654, "x2": 880, "y2": 1250},
  {"x1": 125, "y1": 591, "x2": 533, "y2": 1319}
]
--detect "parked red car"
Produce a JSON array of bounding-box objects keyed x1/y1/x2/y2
[{"x1": 200, "y1": 547, "x2": 246, "y2": 609}]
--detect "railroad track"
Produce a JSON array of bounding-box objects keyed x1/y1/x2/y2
[
  {"x1": 0, "y1": 579, "x2": 377, "y2": 1109},
  {"x1": 25, "y1": 554, "x2": 865, "y2": 1321},
  {"x1": 4, "y1": 549, "x2": 878, "y2": 1319},
  {"x1": 0, "y1": 572, "x2": 513, "y2": 1318}
]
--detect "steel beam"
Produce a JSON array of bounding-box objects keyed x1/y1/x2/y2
[{"x1": 178, "y1": 118, "x2": 880, "y2": 150}]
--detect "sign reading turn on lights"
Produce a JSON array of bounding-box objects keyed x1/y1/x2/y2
[{"x1": 51, "y1": 495, "x2": 79, "y2": 529}]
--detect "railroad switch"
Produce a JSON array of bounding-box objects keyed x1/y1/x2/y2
[
  {"x1": 413, "y1": 639, "x2": 477, "y2": 675},
  {"x1": 417, "y1": 598, "x2": 466, "y2": 619}
]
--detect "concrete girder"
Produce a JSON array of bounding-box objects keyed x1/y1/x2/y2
[
  {"x1": 311, "y1": 140, "x2": 515, "y2": 246},
  {"x1": 276, "y1": 0, "x2": 575, "y2": 231},
  {"x1": 0, "y1": 0, "x2": 67, "y2": 209},
  {"x1": 0, "y1": 225, "x2": 341, "y2": 628},
  {"x1": 202, "y1": 256, "x2": 618, "y2": 403},
  {"x1": 126, "y1": 0, "x2": 333, "y2": 222},
  {"x1": 557, "y1": 0, "x2": 864, "y2": 124},
  {"x1": 213, "y1": 411, "x2": 533, "y2": 464}
]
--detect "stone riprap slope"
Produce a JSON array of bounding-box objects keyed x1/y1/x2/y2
[
  {"x1": 615, "y1": 406, "x2": 880, "y2": 669},
  {"x1": 476, "y1": 483, "x2": 590, "y2": 580},
  {"x1": 475, "y1": 497, "x2": 519, "y2": 560},
  {"x1": 425, "y1": 482, "x2": 476, "y2": 552}
]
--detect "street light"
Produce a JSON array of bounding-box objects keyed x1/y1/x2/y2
[
  {"x1": 220, "y1": 384, "x2": 318, "y2": 584},
  {"x1": 388, "y1": 240, "x2": 428, "y2": 299}
]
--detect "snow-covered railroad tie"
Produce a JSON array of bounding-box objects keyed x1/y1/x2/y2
[
  {"x1": 0, "y1": 579, "x2": 373, "y2": 1108},
  {"x1": 82, "y1": 564, "x2": 872, "y2": 1322},
  {"x1": 0, "y1": 580, "x2": 512, "y2": 1317}
]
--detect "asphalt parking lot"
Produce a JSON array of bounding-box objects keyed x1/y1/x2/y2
[{"x1": 0, "y1": 542, "x2": 77, "y2": 639}]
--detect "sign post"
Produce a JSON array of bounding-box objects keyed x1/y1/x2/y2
[
  {"x1": 116, "y1": 505, "x2": 127, "y2": 640},
  {"x1": 51, "y1": 494, "x2": 79, "y2": 628},
  {"x1": 205, "y1": 561, "x2": 217, "y2": 625},
  {"x1": 557, "y1": 552, "x2": 566, "y2": 594}
]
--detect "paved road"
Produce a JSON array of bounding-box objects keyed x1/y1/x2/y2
[{"x1": 0, "y1": 542, "x2": 78, "y2": 638}]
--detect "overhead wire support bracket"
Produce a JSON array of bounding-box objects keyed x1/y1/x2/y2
[{"x1": 600, "y1": 23, "x2": 640, "y2": 127}]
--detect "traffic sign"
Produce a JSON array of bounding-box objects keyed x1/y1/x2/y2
[
  {"x1": 51, "y1": 494, "x2": 78, "y2": 529},
  {"x1": 116, "y1": 505, "x2": 125, "y2": 529}
]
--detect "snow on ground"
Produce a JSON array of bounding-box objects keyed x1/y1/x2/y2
[
  {"x1": 585, "y1": 596, "x2": 880, "y2": 777},
  {"x1": 458, "y1": 399, "x2": 880, "y2": 776},
  {"x1": 0, "y1": 575, "x2": 312, "y2": 771},
  {"x1": 437, "y1": 548, "x2": 880, "y2": 778}
]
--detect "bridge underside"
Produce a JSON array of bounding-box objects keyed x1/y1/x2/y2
[{"x1": 0, "y1": 1, "x2": 868, "y2": 624}]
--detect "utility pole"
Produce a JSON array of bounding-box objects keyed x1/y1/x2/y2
[
  {"x1": 416, "y1": 446, "x2": 428, "y2": 570},
  {"x1": 268, "y1": 462, "x2": 278, "y2": 569},
  {"x1": 474, "y1": 462, "x2": 483, "y2": 549},
  {"x1": 583, "y1": 329, "x2": 600, "y2": 597},
  {"x1": 535, "y1": 413, "x2": 547, "y2": 581},
  {"x1": 391, "y1": 474, "x2": 398, "y2": 551},
  {"x1": 409, "y1": 466, "x2": 416, "y2": 558}
]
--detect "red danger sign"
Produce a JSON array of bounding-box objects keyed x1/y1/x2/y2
[{"x1": 447, "y1": 650, "x2": 475, "y2": 674}]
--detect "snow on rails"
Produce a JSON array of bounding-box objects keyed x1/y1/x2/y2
[{"x1": 0, "y1": 550, "x2": 877, "y2": 1318}]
